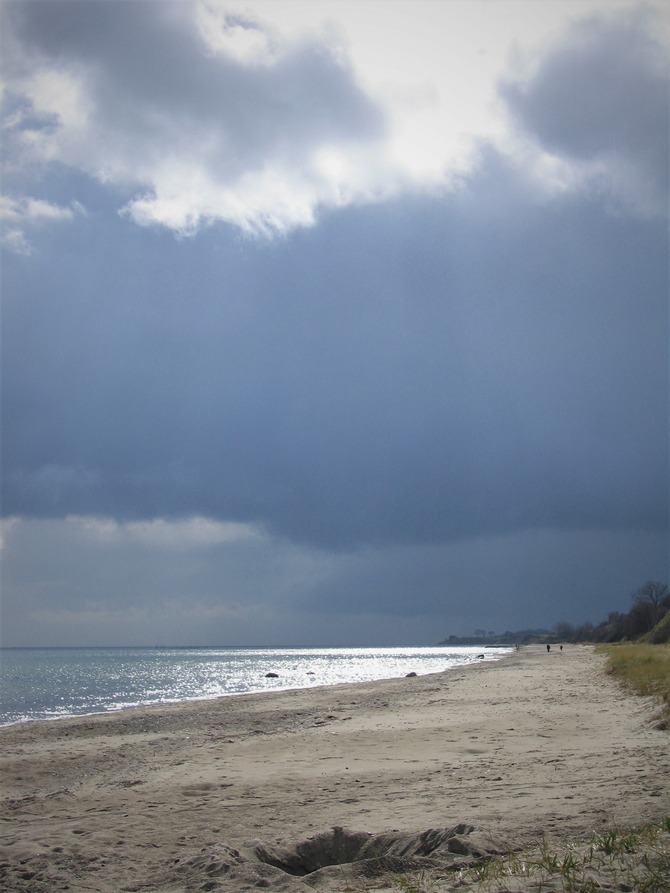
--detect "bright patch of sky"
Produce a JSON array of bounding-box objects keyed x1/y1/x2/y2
[{"x1": 3, "y1": 0, "x2": 665, "y2": 244}]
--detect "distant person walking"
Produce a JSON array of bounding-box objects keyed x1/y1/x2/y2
[{"x1": 546, "y1": 644, "x2": 551, "y2": 652}]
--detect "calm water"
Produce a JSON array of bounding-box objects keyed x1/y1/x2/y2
[{"x1": 0, "y1": 646, "x2": 512, "y2": 726}]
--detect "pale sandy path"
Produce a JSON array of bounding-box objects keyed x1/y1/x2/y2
[{"x1": 1, "y1": 645, "x2": 668, "y2": 891}]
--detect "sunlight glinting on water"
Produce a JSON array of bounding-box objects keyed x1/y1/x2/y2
[{"x1": 0, "y1": 646, "x2": 512, "y2": 725}]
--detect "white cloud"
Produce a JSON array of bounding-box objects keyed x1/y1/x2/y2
[
  {"x1": 121, "y1": 161, "x2": 321, "y2": 237},
  {"x1": 0, "y1": 195, "x2": 85, "y2": 253},
  {"x1": 195, "y1": 4, "x2": 281, "y2": 65},
  {"x1": 102, "y1": 516, "x2": 260, "y2": 549},
  {"x1": 2, "y1": 1, "x2": 666, "y2": 238},
  {"x1": 1, "y1": 227, "x2": 31, "y2": 256},
  {"x1": 1, "y1": 0, "x2": 390, "y2": 237},
  {"x1": 0, "y1": 195, "x2": 80, "y2": 223},
  {"x1": 0, "y1": 514, "x2": 338, "y2": 646},
  {"x1": 35, "y1": 515, "x2": 259, "y2": 551}
]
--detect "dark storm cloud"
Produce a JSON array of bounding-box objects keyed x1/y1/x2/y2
[
  {"x1": 0, "y1": 4, "x2": 667, "y2": 644},
  {"x1": 298, "y1": 528, "x2": 670, "y2": 626},
  {"x1": 2, "y1": 146, "x2": 667, "y2": 549},
  {"x1": 501, "y1": 9, "x2": 668, "y2": 214},
  {"x1": 2, "y1": 518, "x2": 666, "y2": 646}
]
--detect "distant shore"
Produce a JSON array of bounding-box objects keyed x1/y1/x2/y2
[{"x1": 1, "y1": 644, "x2": 668, "y2": 892}]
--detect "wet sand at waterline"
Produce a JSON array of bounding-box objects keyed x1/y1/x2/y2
[{"x1": 1, "y1": 645, "x2": 668, "y2": 892}]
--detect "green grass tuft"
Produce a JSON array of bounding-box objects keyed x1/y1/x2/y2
[{"x1": 459, "y1": 819, "x2": 670, "y2": 893}]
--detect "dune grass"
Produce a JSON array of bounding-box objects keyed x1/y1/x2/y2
[
  {"x1": 459, "y1": 819, "x2": 670, "y2": 893},
  {"x1": 377, "y1": 645, "x2": 670, "y2": 893},
  {"x1": 382, "y1": 819, "x2": 670, "y2": 892},
  {"x1": 598, "y1": 643, "x2": 670, "y2": 728}
]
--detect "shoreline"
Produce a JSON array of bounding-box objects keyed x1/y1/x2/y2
[
  {"x1": 0, "y1": 645, "x2": 512, "y2": 728},
  {"x1": 0, "y1": 652, "x2": 509, "y2": 731},
  {"x1": 1, "y1": 644, "x2": 668, "y2": 892}
]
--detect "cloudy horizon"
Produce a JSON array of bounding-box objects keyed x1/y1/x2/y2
[{"x1": 1, "y1": 0, "x2": 668, "y2": 647}]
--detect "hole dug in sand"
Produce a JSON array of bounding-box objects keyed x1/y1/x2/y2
[{"x1": 180, "y1": 824, "x2": 509, "y2": 890}]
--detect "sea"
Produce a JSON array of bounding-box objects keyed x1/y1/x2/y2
[{"x1": 0, "y1": 645, "x2": 512, "y2": 727}]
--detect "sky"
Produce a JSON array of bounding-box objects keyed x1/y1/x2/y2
[{"x1": 1, "y1": 0, "x2": 668, "y2": 647}]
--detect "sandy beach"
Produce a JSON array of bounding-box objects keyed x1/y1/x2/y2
[{"x1": 1, "y1": 644, "x2": 668, "y2": 892}]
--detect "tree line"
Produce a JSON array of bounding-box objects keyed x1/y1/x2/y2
[{"x1": 554, "y1": 581, "x2": 670, "y2": 644}]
